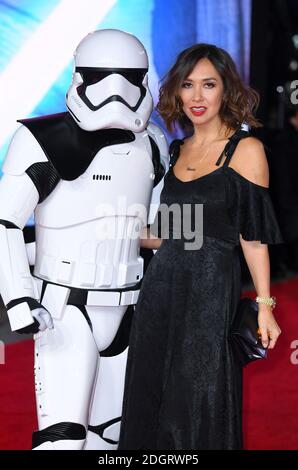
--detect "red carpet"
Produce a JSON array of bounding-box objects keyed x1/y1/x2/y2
[
  {"x1": 243, "y1": 276, "x2": 298, "y2": 450},
  {"x1": 0, "y1": 340, "x2": 37, "y2": 450},
  {"x1": 0, "y1": 276, "x2": 298, "y2": 450}
]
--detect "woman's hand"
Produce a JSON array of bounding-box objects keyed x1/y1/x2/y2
[
  {"x1": 140, "y1": 227, "x2": 163, "y2": 249},
  {"x1": 257, "y1": 304, "x2": 281, "y2": 349}
]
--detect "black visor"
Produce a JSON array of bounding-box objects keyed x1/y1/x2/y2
[{"x1": 76, "y1": 67, "x2": 147, "y2": 87}]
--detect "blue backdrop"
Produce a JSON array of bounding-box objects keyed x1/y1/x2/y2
[{"x1": 0, "y1": 0, "x2": 251, "y2": 167}]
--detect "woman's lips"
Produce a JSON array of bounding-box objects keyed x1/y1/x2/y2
[{"x1": 190, "y1": 106, "x2": 207, "y2": 116}]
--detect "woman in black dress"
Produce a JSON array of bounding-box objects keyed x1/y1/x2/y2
[{"x1": 118, "y1": 44, "x2": 283, "y2": 450}]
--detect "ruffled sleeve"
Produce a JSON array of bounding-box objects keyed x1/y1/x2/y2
[{"x1": 226, "y1": 169, "x2": 284, "y2": 244}]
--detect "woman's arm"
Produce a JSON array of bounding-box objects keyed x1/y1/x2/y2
[
  {"x1": 235, "y1": 137, "x2": 281, "y2": 349},
  {"x1": 240, "y1": 237, "x2": 281, "y2": 349},
  {"x1": 140, "y1": 226, "x2": 163, "y2": 250}
]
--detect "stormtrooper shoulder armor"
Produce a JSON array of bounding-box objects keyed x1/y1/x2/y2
[
  {"x1": 3, "y1": 122, "x2": 60, "y2": 204},
  {"x1": 146, "y1": 123, "x2": 169, "y2": 225},
  {"x1": 11, "y1": 113, "x2": 137, "y2": 182},
  {"x1": 146, "y1": 122, "x2": 169, "y2": 186},
  {"x1": 3, "y1": 124, "x2": 49, "y2": 176},
  {"x1": 147, "y1": 122, "x2": 168, "y2": 159}
]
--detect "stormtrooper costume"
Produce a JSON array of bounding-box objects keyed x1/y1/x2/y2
[{"x1": 0, "y1": 29, "x2": 168, "y2": 450}]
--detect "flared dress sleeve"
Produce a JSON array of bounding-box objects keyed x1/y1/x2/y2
[{"x1": 226, "y1": 169, "x2": 284, "y2": 244}]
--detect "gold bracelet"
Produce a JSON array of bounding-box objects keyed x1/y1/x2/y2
[{"x1": 255, "y1": 296, "x2": 277, "y2": 309}]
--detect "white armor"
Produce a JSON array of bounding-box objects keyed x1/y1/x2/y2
[{"x1": 0, "y1": 29, "x2": 168, "y2": 450}]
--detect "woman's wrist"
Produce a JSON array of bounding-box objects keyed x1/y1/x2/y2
[
  {"x1": 257, "y1": 303, "x2": 274, "y2": 315},
  {"x1": 255, "y1": 295, "x2": 277, "y2": 309}
]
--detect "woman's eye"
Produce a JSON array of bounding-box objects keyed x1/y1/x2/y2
[
  {"x1": 182, "y1": 82, "x2": 192, "y2": 88},
  {"x1": 204, "y1": 82, "x2": 215, "y2": 88}
]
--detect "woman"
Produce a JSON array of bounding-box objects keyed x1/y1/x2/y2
[{"x1": 118, "y1": 44, "x2": 283, "y2": 450}]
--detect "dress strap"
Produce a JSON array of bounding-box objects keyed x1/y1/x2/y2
[
  {"x1": 170, "y1": 131, "x2": 250, "y2": 168},
  {"x1": 215, "y1": 129, "x2": 250, "y2": 167}
]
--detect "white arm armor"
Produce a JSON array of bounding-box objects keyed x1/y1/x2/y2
[
  {"x1": 0, "y1": 125, "x2": 46, "y2": 331},
  {"x1": 146, "y1": 122, "x2": 169, "y2": 225}
]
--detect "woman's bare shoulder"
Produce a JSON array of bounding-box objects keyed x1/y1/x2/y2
[{"x1": 229, "y1": 136, "x2": 269, "y2": 188}]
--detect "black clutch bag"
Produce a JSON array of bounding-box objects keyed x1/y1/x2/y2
[{"x1": 230, "y1": 297, "x2": 268, "y2": 367}]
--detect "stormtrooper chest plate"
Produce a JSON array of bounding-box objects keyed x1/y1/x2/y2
[{"x1": 34, "y1": 134, "x2": 155, "y2": 228}]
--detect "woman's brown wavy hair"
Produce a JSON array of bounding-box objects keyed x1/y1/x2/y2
[{"x1": 157, "y1": 43, "x2": 262, "y2": 132}]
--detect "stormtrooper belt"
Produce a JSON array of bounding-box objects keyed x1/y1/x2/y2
[{"x1": 39, "y1": 279, "x2": 141, "y2": 307}]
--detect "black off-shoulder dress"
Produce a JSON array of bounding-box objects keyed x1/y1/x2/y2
[{"x1": 118, "y1": 129, "x2": 283, "y2": 450}]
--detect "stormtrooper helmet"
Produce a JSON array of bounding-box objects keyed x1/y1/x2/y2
[{"x1": 66, "y1": 29, "x2": 153, "y2": 132}]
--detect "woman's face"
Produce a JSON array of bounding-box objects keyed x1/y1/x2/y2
[{"x1": 179, "y1": 58, "x2": 224, "y2": 127}]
